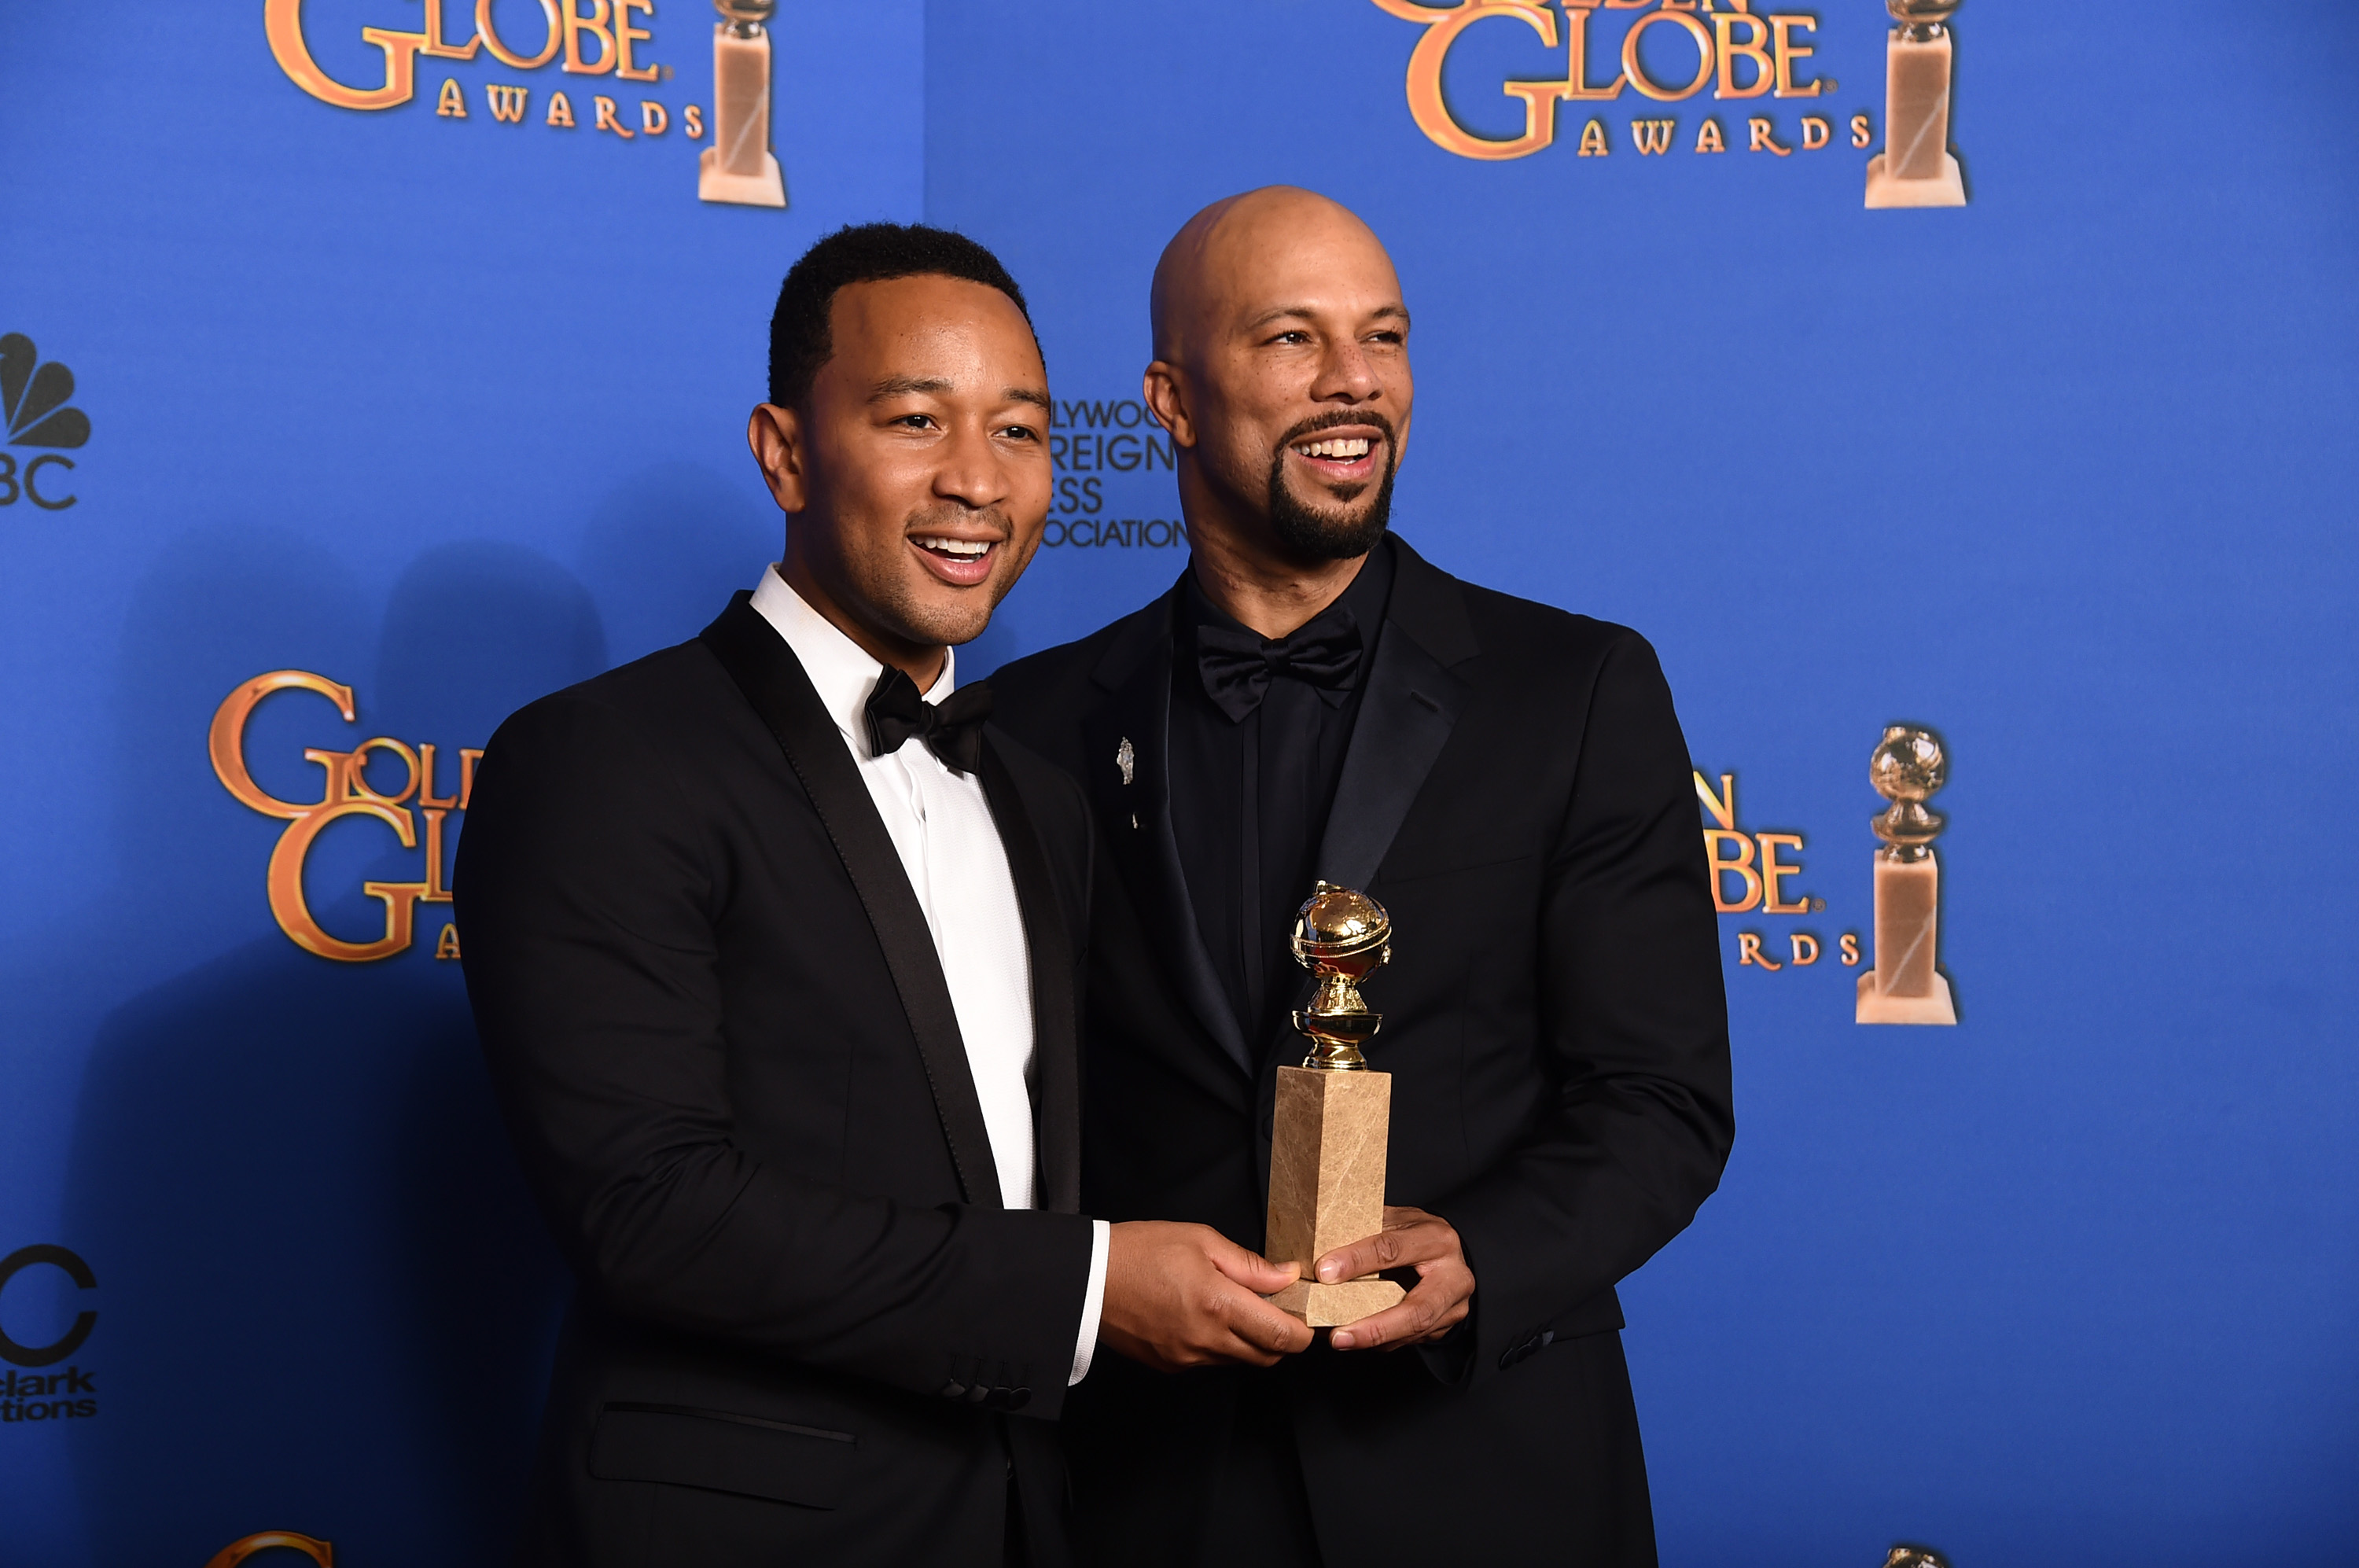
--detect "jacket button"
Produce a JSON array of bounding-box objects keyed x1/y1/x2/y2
[{"x1": 1496, "y1": 1328, "x2": 1556, "y2": 1371}]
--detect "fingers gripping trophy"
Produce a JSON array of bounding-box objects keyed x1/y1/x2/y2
[{"x1": 1264, "y1": 883, "x2": 1409, "y2": 1327}]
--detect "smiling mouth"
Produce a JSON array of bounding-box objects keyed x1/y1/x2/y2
[
  {"x1": 909, "y1": 532, "x2": 1002, "y2": 585},
  {"x1": 1286, "y1": 430, "x2": 1386, "y2": 491},
  {"x1": 1283, "y1": 419, "x2": 1387, "y2": 485},
  {"x1": 1294, "y1": 436, "x2": 1374, "y2": 461},
  {"x1": 915, "y1": 536, "x2": 994, "y2": 561}
]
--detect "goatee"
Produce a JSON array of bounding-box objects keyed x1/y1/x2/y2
[{"x1": 1264, "y1": 421, "x2": 1397, "y2": 561}]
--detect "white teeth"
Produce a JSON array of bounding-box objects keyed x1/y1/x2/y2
[
  {"x1": 1295, "y1": 437, "x2": 1372, "y2": 459},
  {"x1": 920, "y1": 538, "x2": 991, "y2": 557}
]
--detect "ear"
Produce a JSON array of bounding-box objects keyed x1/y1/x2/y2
[
  {"x1": 748, "y1": 403, "x2": 811, "y2": 513},
  {"x1": 1140, "y1": 362, "x2": 1195, "y2": 449}
]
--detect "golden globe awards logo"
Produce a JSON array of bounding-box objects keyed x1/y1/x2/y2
[
  {"x1": 262, "y1": 0, "x2": 789, "y2": 208},
  {"x1": 209, "y1": 672, "x2": 479, "y2": 964},
  {"x1": 204, "y1": 1533, "x2": 333, "y2": 1568},
  {"x1": 1370, "y1": 0, "x2": 1869, "y2": 164},
  {"x1": 1, "y1": 333, "x2": 90, "y2": 512},
  {"x1": 1694, "y1": 767, "x2": 1853, "y2": 974},
  {"x1": 1698, "y1": 725, "x2": 1963, "y2": 1026}
]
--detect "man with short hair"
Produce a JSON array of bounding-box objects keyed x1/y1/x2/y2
[
  {"x1": 991, "y1": 189, "x2": 1735, "y2": 1566},
  {"x1": 458, "y1": 223, "x2": 1307, "y2": 1568}
]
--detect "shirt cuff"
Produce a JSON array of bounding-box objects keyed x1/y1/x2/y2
[{"x1": 1069, "y1": 1219, "x2": 1110, "y2": 1386}]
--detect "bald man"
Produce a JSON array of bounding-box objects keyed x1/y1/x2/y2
[{"x1": 990, "y1": 189, "x2": 1732, "y2": 1567}]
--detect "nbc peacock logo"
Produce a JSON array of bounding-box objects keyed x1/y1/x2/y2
[{"x1": 1, "y1": 333, "x2": 90, "y2": 512}]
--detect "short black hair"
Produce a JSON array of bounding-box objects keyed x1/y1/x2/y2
[{"x1": 767, "y1": 223, "x2": 1035, "y2": 408}]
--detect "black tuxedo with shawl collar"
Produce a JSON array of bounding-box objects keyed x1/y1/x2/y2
[
  {"x1": 989, "y1": 537, "x2": 1734, "y2": 1566},
  {"x1": 455, "y1": 592, "x2": 1096, "y2": 1568}
]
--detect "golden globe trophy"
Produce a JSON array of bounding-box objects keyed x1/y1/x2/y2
[
  {"x1": 699, "y1": 0, "x2": 787, "y2": 208},
  {"x1": 1264, "y1": 884, "x2": 1408, "y2": 1327},
  {"x1": 1864, "y1": 0, "x2": 1967, "y2": 209},
  {"x1": 1856, "y1": 726, "x2": 1959, "y2": 1025}
]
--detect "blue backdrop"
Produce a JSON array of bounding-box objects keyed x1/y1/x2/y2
[{"x1": 2, "y1": 3, "x2": 2353, "y2": 1564}]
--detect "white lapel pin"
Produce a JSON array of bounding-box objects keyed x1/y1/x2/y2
[{"x1": 1116, "y1": 737, "x2": 1135, "y2": 786}]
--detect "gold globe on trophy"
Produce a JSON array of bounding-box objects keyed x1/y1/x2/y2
[
  {"x1": 1264, "y1": 882, "x2": 1408, "y2": 1327},
  {"x1": 1289, "y1": 882, "x2": 1391, "y2": 1070},
  {"x1": 1882, "y1": 1548, "x2": 1954, "y2": 1568}
]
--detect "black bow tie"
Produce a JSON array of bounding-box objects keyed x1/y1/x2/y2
[
  {"x1": 865, "y1": 666, "x2": 992, "y2": 775},
  {"x1": 1194, "y1": 609, "x2": 1364, "y2": 723}
]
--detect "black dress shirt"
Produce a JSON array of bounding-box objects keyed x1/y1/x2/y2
[{"x1": 1167, "y1": 537, "x2": 1397, "y2": 1044}]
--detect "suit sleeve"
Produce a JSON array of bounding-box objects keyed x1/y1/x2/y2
[
  {"x1": 455, "y1": 690, "x2": 1092, "y2": 1415},
  {"x1": 1435, "y1": 631, "x2": 1735, "y2": 1384}
]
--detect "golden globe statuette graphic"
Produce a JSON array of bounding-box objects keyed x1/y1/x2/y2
[
  {"x1": 204, "y1": 1533, "x2": 333, "y2": 1568},
  {"x1": 1865, "y1": 0, "x2": 1968, "y2": 209},
  {"x1": 1264, "y1": 884, "x2": 1409, "y2": 1327},
  {"x1": 1882, "y1": 1548, "x2": 1954, "y2": 1568},
  {"x1": 1857, "y1": 725, "x2": 1959, "y2": 1024},
  {"x1": 700, "y1": 0, "x2": 788, "y2": 208}
]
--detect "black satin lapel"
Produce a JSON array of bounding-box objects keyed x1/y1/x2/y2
[
  {"x1": 977, "y1": 739, "x2": 1080, "y2": 1216},
  {"x1": 700, "y1": 593, "x2": 1002, "y2": 1209},
  {"x1": 1084, "y1": 616, "x2": 1254, "y2": 1080},
  {"x1": 1314, "y1": 617, "x2": 1470, "y2": 896}
]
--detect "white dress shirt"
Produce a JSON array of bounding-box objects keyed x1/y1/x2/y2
[{"x1": 750, "y1": 566, "x2": 1108, "y2": 1384}]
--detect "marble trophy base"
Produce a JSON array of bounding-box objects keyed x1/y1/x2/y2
[
  {"x1": 1857, "y1": 852, "x2": 1957, "y2": 1025},
  {"x1": 1268, "y1": 1276, "x2": 1404, "y2": 1327},
  {"x1": 1264, "y1": 1066, "x2": 1404, "y2": 1328},
  {"x1": 699, "y1": 145, "x2": 786, "y2": 208},
  {"x1": 1857, "y1": 967, "x2": 1957, "y2": 1025},
  {"x1": 1867, "y1": 31, "x2": 1965, "y2": 209},
  {"x1": 1865, "y1": 150, "x2": 1965, "y2": 209}
]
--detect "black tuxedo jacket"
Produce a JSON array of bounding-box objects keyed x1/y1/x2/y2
[
  {"x1": 455, "y1": 593, "x2": 1098, "y2": 1568},
  {"x1": 990, "y1": 538, "x2": 1733, "y2": 1566}
]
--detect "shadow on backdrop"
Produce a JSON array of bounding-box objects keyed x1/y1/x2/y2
[
  {"x1": 0, "y1": 526, "x2": 372, "y2": 1566},
  {"x1": 64, "y1": 541, "x2": 598, "y2": 1565},
  {"x1": 576, "y1": 460, "x2": 776, "y2": 668}
]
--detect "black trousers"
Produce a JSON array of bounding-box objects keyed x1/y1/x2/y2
[
  {"x1": 1069, "y1": 1360, "x2": 1323, "y2": 1568},
  {"x1": 1071, "y1": 1333, "x2": 1657, "y2": 1568},
  {"x1": 1198, "y1": 1369, "x2": 1326, "y2": 1568}
]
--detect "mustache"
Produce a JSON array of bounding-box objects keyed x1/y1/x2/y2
[{"x1": 1274, "y1": 409, "x2": 1397, "y2": 455}]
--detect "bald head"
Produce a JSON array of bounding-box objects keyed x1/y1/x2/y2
[{"x1": 1150, "y1": 186, "x2": 1402, "y2": 363}]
